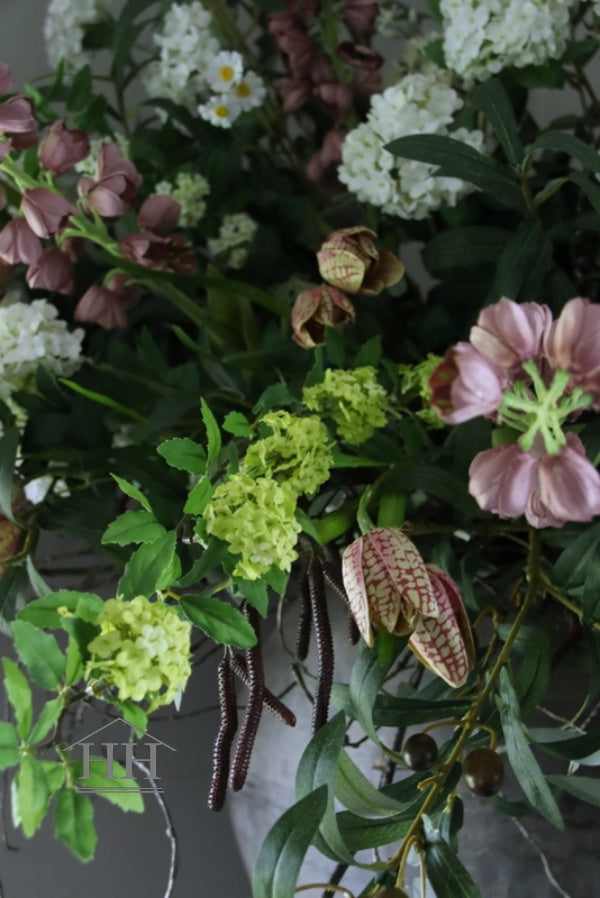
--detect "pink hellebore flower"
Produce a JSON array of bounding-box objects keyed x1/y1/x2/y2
[
  {"x1": 0, "y1": 217, "x2": 42, "y2": 264},
  {"x1": 119, "y1": 231, "x2": 195, "y2": 274},
  {"x1": 343, "y1": 0, "x2": 378, "y2": 38},
  {"x1": 544, "y1": 297, "x2": 600, "y2": 410},
  {"x1": 429, "y1": 343, "x2": 507, "y2": 424},
  {"x1": 306, "y1": 129, "x2": 346, "y2": 183},
  {"x1": 75, "y1": 274, "x2": 140, "y2": 330},
  {"x1": 77, "y1": 142, "x2": 142, "y2": 217},
  {"x1": 137, "y1": 194, "x2": 181, "y2": 236},
  {"x1": 21, "y1": 188, "x2": 76, "y2": 239},
  {"x1": 336, "y1": 42, "x2": 384, "y2": 71},
  {"x1": 277, "y1": 77, "x2": 313, "y2": 111},
  {"x1": 26, "y1": 247, "x2": 74, "y2": 294},
  {"x1": 317, "y1": 226, "x2": 404, "y2": 295},
  {"x1": 469, "y1": 432, "x2": 600, "y2": 528},
  {"x1": 291, "y1": 284, "x2": 355, "y2": 348},
  {"x1": 470, "y1": 296, "x2": 552, "y2": 376},
  {"x1": 38, "y1": 120, "x2": 90, "y2": 176},
  {"x1": 0, "y1": 95, "x2": 36, "y2": 135}
]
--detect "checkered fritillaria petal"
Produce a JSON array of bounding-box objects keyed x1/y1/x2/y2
[
  {"x1": 408, "y1": 565, "x2": 474, "y2": 687},
  {"x1": 342, "y1": 536, "x2": 374, "y2": 646}
]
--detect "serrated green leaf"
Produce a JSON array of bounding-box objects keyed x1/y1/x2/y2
[
  {"x1": 29, "y1": 696, "x2": 63, "y2": 745},
  {"x1": 175, "y1": 539, "x2": 228, "y2": 588},
  {"x1": 497, "y1": 668, "x2": 563, "y2": 829},
  {"x1": 470, "y1": 78, "x2": 524, "y2": 165},
  {"x1": 200, "y1": 398, "x2": 222, "y2": 473},
  {"x1": 0, "y1": 722, "x2": 19, "y2": 769},
  {"x1": 117, "y1": 531, "x2": 179, "y2": 599},
  {"x1": 0, "y1": 426, "x2": 19, "y2": 521},
  {"x1": 17, "y1": 590, "x2": 103, "y2": 629},
  {"x1": 111, "y1": 699, "x2": 148, "y2": 734},
  {"x1": 252, "y1": 785, "x2": 328, "y2": 898},
  {"x1": 54, "y1": 789, "x2": 96, "y2": 861},
  {"x1": 223, "y1": 411, "x2": 254, "y2": 437},
  {"x1": 3, "y1": 658, "x2": 32, "y2": 740},
  {"x1": 335, "y1": 750, "x2": 404, "y2": 817},
  {"x1": 11, "y1": 620, "x2": 65, "y2": 690},
  {"x1": 233, "y1": 578, "x2": 269, "y2": 618},
  {"x1": 157, "y1": 437, "x2": 207, "y2": 475},
  {"x1": 65, "y1": 636, "x2": 84, "y2": 686},
  {"x1": 426, "y1": 839, "x2": 483, "y2": 898},
  {"x1": 102, "y1": 510, "x2": 166, "y2": 547},
  {"x1": 183, "y1": 478, "x2": 212, "y2": 515},
  {"x1": 180, "y1": 594, "x2": 257, "y2": 648},
  {"x1": 16, "y1": 755, "x2": 50, "y2": 836},
  {"x1": 110, "y1": 474, "x2": 152, "y2": 513},
  {"x1": 70, "y1": 757, "x2": 144, "y2": 812}
]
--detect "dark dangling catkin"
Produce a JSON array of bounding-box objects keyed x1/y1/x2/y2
[
  {"x1": 229, "y1": 603, "x2": 265, "y2": 792},
  {"x1": 296, "y1": 561, "x2": 313, "y2": 661},
  {"x1": 207, "y1": 649, "x2": 238, "y2": 811},
  {"x1": 229, "y1": 653, "x2": 296, "y2": 726},
  {"x1": 321, "y1": 543, "x2": 351, "y2": 609},
  {"x1": 346, "y1": 611, "x2": 360, "y2": 646},
  {"x1": 307, "y1": 556, "x2": 334, "y2": 732}
]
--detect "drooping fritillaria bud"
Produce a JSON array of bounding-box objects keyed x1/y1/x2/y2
[
  {"x1": 317, "y1": 226, "x2": 404, "y2": 295},
  {"x1": 291, "y1": 284, "x2": 355, "y2": 348}
]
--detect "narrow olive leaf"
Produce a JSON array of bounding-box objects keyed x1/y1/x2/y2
[
  {"x1": 0, "y1": 722, "x2": 19, "y2": 769},
  {"x1": 470, "y1": 78, "x2": 524, "y2": 165},
  {"x1": 534, "y1": 130, "x2": 600, "y2": 174},
  {"x1": 336, "y1": 809, "x2": 413, "y2": 852},
  {"x1": 570, "y1": 172, "x2": 600, "y2": 215},
  {"x1": 0, "y1": 425, "x2": 19, "y2": 521},
  {"x1": 551, "y1": 519, "x2": 600, "y2": 588},
  {"x1": 349, "y1": 643, "x2": 389, "y2": 744},
  {"x1": 59, "y1": 379, "x2": 145, "y2": 422},
  {"x1": 528, "y1": 726, "x2": 600, "y2": 761},
  {"x1": 422, "y1": 226, "x2": 510, "y2": 272},
  {"x1": 17, "y1": 590, "x2": 104, "y2": 629},
  {"x1": 373, "y1": 694, "x2": 470, "y2": 727},
  {"x1": 28, "y1": 696, "x2": 63, "y2": 745},
  {"x1": 384, "y1": 134, "x2": 525, "y2": 211},
  {"x1": 102, "y1": 510, "x2": 166, "y2": 547},
  {"x1": 295, "y1": 713, "x2": 353, "y2": 862},
  {"x1": 157, "y1": 437, "x2": 207, "y2": 475},
  {"x1": 180, "y1": 594, "x2": 257, "y2": 648},
  {"x1": 513, "y1": 629, "x2": 551, "y2": 716},
  {"x1": 335, "y1": 750, "x2": 405, "y2": 817},
  {"x1": 547, "y1": 775, "x2": 600, "y2": 808},
  {"x1": 200, "y1": 398, "x2": 222, "y2": 472},
  {"x1": 110, "y1": 473, "x2": 152, "y2": 513},
  {"x1": 54, "y1": 789, "x2": 97, "y2": 862},
  {"x1": 497, "y1": 668, "x2": 563, "y2": 829},
  {"x1": 11, "y1": 620, "x2": 65, "y2": 690},
  {"x1": 426, "y1": 839, "x2": 483, "y2": 898},
  {"x1": 117, "y1": 530, "x2": 179, "y2": 599},
  {"x1": 486, "y1": 219, "x2": 551, "y2": 304},
  {"x1": 3, "y1": 658, "x2": 32, "y2": 740},
  {"x1": 16, "y1": 755, "x2": 50, "y2": 836},
  {"x1": 252, "y1": 785, "x2": 328, "y2": 898},
  {"x1": 70, "y1": 757, "x2": 144, "y2": 813}
]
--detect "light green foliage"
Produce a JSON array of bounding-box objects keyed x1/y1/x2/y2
[
  {"x1": 242, "y1": 411, "x2": 333, "y2": 496},
  {"x1": 399, "y1": 354, "x2": 445, "y2": 428},
  {"x1": 302, "y1": 367, "x2": 389, "y2": 445},
  {"x1": 204, "y1": 473, "x2": 301, "y2": 579},
  {"x1": 85, "y1": 595, "x2": 192, "y2": 711}
]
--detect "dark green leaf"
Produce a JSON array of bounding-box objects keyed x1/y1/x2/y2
[
  {"x1": 25, "y1": 556, "x2": 50, "y2": 598},
  {"x1": 547, "y1": 774, "x2": 600, "y2": 808},
  {"x1": 570, "y1": 172, "x2": 600, "y2": 215},
  {"x1": 17, "y1": 590, "x2": 103, "y2": 629},
  {"x1": 529, "y1": 726, "x2": 600, "y2": 761},
  {"x1": 252, "y1": 785, "x2": 328, "y2": 898},
  {"x1": 183, "y1": 478, "x2": 212, "y2": 515},
  {"x1": 233, "y1": 578, "x2": 270, "y2": 618},
  {"x1": 12, "y1": 620, "x2": 65, "y2": 690},
  {"x1": 70, "y1": 757, "x2": 144, "y2": 812},
  {"x1": 111, "y1": 474, "x2": 152, "y2": 513},
  {"x1": 29, "y1": 696, "x2": 63, "y2": 745},
  {"x1": 0, "y1": 722, "x2": 19, "y2": 769},
  {"x1": 253, "y1": 383, "x2": 296, "y2": 415},
  {"x1": 513, "y1": 629, "x2": 551, "y2": 715},
  {"x1": 0, "y1": 565, "x2": 29, "y2": 629},
  {"x1": 201, "y1": 398, "x2": 222, "y2": 473},
  {"x1": 0, "y1": 426, "x2": 19, "y2": 521},
  {"x1": 426, "y1": 839, "x2": 483, "y2": 898},
  {"x1": 117, "y1": 531, "x2": 179, "y2": 599},
  {"x1": 335, "y1": 750, "x2": 405, "y2": 816},
  {"x1": 3, "y1": 658, "x2": 32, "y2": 740},
  {"x1": 54, "y1": 789, "x2": 96, "y2": 861},
  {"x1": 336, "y1": 809, "x2": 412, "y2": 851},
  {"x1": 372, "y1": 695, "x2": 470, "y2": 727},
  {"x1": 222, "y1": 411, "x2": 254, "y2": 437},
  {"x1": 157, "y1": 437, "x2": 207, "y2": 475},
  {"x1": 180, "y1": 594, "x2": 257, "y2": 648},
  {"x1": 15, "y1": 755, "x2": 50, "y2": 836},
  {"x1": 66, "y1": 65, "x2": 92, "y2": 111},
  {"x1": 470, "y1": 78, "x2": 524, "y2": 165},
  {"x1": 535, "y1": 130, "x2": 600, "y2": 174},
  {"x1": 423, "y1": 227, "x2": 510, "y2": 272},
  {"x1": 102, "y1": 510, "x2": 166, "y2": 547},
  {"x1": 486, "y1": 219, "x2": 551, "y2": 304},
  {"x1": 551, "y1": 520, "x2": 600, "y2": 588},
  {"x1": 175, "y1": 539, "x2": 228, "y2": 588}
]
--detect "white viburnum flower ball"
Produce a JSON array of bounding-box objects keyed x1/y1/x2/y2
[
  {"x1": 44, "y1": 0, "x2": 111, "y2": 71},
  {"x1": 155, "y1": 172, "x2": 210, "y2": 227}
]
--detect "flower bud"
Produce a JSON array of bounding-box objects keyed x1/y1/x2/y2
[
  {"x1": 291, "y1": 284, "x2": 355, "y2": 348},
  {"x1": 38, "y1": 120, "x2": 90, "y2": 176},
  {"x1": 317, "y1": 226, "x2": 404, "y2": 295}
]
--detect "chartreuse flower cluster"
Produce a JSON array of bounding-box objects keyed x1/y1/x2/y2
[
  {"x1": 204, "y1": 411, "x2": 334, "y2": 580},
  {"x1": 302, "y1": 366, "x2": 389, "y2": 445},
  {"x1": 399, "y1": 354, "x2": 445, "y2": 429},
  {"x1": 85, "y1": 595, "x2": 192, "y2": 712}
]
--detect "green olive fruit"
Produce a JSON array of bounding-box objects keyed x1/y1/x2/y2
[
  {"x1": 462, "y1": 747, "x2": 504, "y2": 796},
  {"x1": 402, "y1": 732, "x2": 438, "y2": 770},
  {"x1": 373, "y1": 889, "x2": 410, "y2": 898}
]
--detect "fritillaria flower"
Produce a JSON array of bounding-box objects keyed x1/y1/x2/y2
[
  {"x1": 291, "y1": 284, "x2": 355, "y2": 348},
  {"x1": 317, "y1": 226, "x2": 404, "y2": 295},
  {"x1": 38, "y1": 120, "x2": 90, "y2": 176}
]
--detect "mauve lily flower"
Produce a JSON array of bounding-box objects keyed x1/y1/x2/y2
[
  {"x1": 343, "y1": 0, "x2": 378, "y2": 38},
  {"x1": 306, "y1": 129, "x2": 346, "y2": 183},
  {"x1": 0, "y1": 63, "x2": 14, "y2": 96},
  {"x1": 75, "y1": 273, "x2": 140, "y2": 330},
  {"x1": 315, "y1": 82, "x2": 354, "y2": 122},
  {"x1": 544, "y1": 297, "x2": 600, "y2": 409},
  {"x1": 78, "y1": 142, "x2": 142, "y2": 217},
  {"x1": 268, "y1": 12, "x2": 317, "y2": 78},
  {"x1": 470, "y1": 297, "x2": 552, "y2": 375},
  {"x1": 469, "y1": 432, "x2": 600, "y2": 528},
  {"x1": 137, "y1": 194, "x2": 181, "y2": 236},
  {"x1": 291, "y1": 284, "x2": 355, "y2": 348},
  {"x1": 0, "y1": 95, "x2": 35, "y2": 135},
  {"x1": 38, "y1": 120, "x2": 90, "y2": 176},
  {"x1": 409, "y1": 566, "x2": 475, "y2": 688},
  {"x1": 342, "y1": 527, "x2": 439, "y2": 647},
  {"x1": 21, "y1": 188, "x2": 76, "y2": 238},
  {"x1": 277, "y1": 77, "x2": 313, "y2": 111},
  {"x1": 317, "y1": 226, "x2": 404, "y2": 295},
  {"x1": 0, "y1": 217, "x2": 42, "y2": 264},
  {"x1": 119, "y1": 231, "x2": 195, "y2": 274},
  {"x1": 429, "y1": 343, "x2": 508, "y2": 424},
  {"x1": 26, "y1": 247, "x2": 74, "y2": 294},
  {"x1": 336, "y1": 42, "x2": 384, "y2": 71}
]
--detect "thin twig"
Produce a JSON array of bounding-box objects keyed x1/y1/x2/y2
[
  {"x1": 510, "y1": 818, "x2": 575, "y2": 898},
  {"x1": 131, "y1": 757, "x2": 178, "y2": 898}
]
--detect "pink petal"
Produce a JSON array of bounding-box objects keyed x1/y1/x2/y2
[
  {"x1": 469, "y1": 445, "x2": 537, "y2": 518},
  {"x1": 537, "y1": 432, "x2": 600, "y2": 523},
  {"x1": 341, "y1": 538, "x2": 373, "y2": 646}
]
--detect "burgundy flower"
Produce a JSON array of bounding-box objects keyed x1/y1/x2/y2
[
  {"x1": 336, "y1": 42, "x2": 384, "y2": 71},
  {"x1": 429, "y1": 343, "x2": 508, "y2": 424},
  {"x1": 75, "y1": 273, "x2": 140, "y2": 330},
  {"x1": 317, "y1": 226, "x2": 404, "y2": 295},
  {"x1": 269, "y1": 12, "x2": 318, "y2": 78},
  {"x1": 78, "y1": 142, "x2": 142, "y2": 217},
  {"x1": 544, "y1": 297, "x2": 600, "y2": 409},
  {"x1": 315, "y1": 81, "x2": 354, "y2": 122},
  {"x1": 0, "y1": 217, "x2": 42, "y2": 264},
  {"x1": 470, "y1": 296, "x2": 552, "y2": 376},
  {"x1": 277, "y1": 77, "x2": 313, "y2": 111},
  {"x1": 21, "y1": 188, "x2": 76, "y2": 238},
  {"x1": 137, "y1": 195, "x2": 181, "y2": 236},
  {"x1": 0, "y1": 95, "x2": 35, "y2": 135},
  {"x1": 291, "y1": 284, "x2": 355, "y2": 348},
  {"x1": 119, "y1": 231, "x2": 195, "y2": 274},
  {"x1": 38, "y1": 120, "x2": 90, "y2": 176},
  {"x1": 26, "y1": 247, "x2": 74, "y2": 294},
  {"x1": 306, "y1": 129, "x2": 346, "y2": 183},
  {"x1": 285, "y1": 0, "x2": 319, "y2": 16},
  {"x1": 343, "y1": 0, "x2": 379, "y2": 39},
  {"x1": 0, "y1": 63, "x2": 14, "y2": 97}
]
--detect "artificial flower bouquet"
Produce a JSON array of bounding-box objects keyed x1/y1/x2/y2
[{"x1": 0, "y1": 1, "x2": 600, "y2": 896}]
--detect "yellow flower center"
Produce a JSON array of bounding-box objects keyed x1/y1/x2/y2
[
  {"x1": 236, "y1": 81, "x2": 251, "y2": 98},
  {"x1": 214, "y1": 105, "x2": 229, "y2": 118},
  {"x1": 219, "y1": 65, "x2": 234, "y2": 82}
]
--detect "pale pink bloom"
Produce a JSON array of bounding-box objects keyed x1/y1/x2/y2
[
  {"x1": 544, "y1": 297, "x2": 600, "y2": 409},
  {"x1": 277, "y1": 77, "x2": 312, "y2": 111},
  {"x1": 0, "y1": 217, "x2": 42, "y2": 264},
  {"x1": 469, "y1": 443, "x2": 538, "y2": 519},
  {"x1": 317, "y1": 226, "x2": 404, "y2": 295},
  {"x1": 291, "y1": 284, "x2": 355, "y2": 348},
  {"x1": 78, "y1": 142, "x2": 141, "y2": 217},
  {"x1": 137, "y1": 194, "x2": 181, "y2": 235},
  {"x1": 0, "y1": 63, "x2": 14, "y2": 96},
  {"x1": 470, "y1": 297, "x2": 552, "y2": 375},
  {"x1": 75, "y1": 274, "x2": 140, "y2": 330},
  {"x1": 409, "y1": 566, "x2": 475, "y2": 688},
  {"x1": 0, "y1": 95, "x2": 35, "y2": 134},
  {"x1": 268, "y1": 12, "x2": 317, "y2": 78},
  {"x1": 119, "y1": 231, "x2": 195, "y2": 274},
  {"x1": 429, "y1": 343, "x2": 507, "y2": 424},
  {"x1": 342, "y1": 527, "x2": 439, "y2": 647},
  {"x1": 21, "y1": 188, "x2": 76, "y2": 238},
  {"x1": 535, "y1": 432, "x2": 600, "y2": 525},
  {"x1": 343, "y1": 0, "x2": 378, "y2": 38},
  {"x1": 38, "y1": 121, "x2": 90, "y2": 176},
  {"x1": 26, "y1": 247, "x2": 74, "y2": 293},
  {"x1": 306, "y1": 129, "x2": 346, "y2": 183}
]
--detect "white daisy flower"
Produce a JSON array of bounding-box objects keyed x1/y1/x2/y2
[
  {"x1": 206, "y1": 50, "x2": 244, "y2": 93},
  {"x1": 232, "y1": 70, "x2": 267, "y2": 111},
  {"x1": 198, "y1": 95, "x2": 242, "y2": 128}
]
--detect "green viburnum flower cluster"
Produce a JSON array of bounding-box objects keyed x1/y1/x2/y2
[
  {"x1": 399, "y1": 354, "x2": 445, "y2": 429},
  {"x1": 302, "y1": 366, "x2": 389, "y2": 445},
  {"x1": 85, "y1": 595, "x2": 192, "y2": 712}
]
